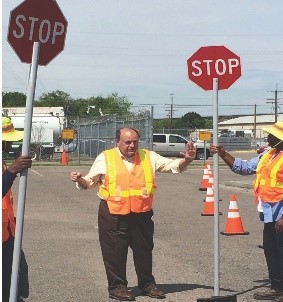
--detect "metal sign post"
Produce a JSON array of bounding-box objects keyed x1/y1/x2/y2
[
  {"x1": 9, "y1": 42, "x2": 40, "y2": 302},
  {"x1": 204, "y1": 141, "x2": 207, "y2": 165},
  {"x1": 213, "y1": 78, "x2": 220, "y2": 296}
]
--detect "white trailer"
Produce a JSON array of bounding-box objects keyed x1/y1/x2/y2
[{"x1": 2, "y1": 107, "x2": 66, "y2": 160}]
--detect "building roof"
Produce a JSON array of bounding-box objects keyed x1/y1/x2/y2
[
  {"x1": 219, "y1": 114, "x2": 283, "y2": 125},
  {"x1": 2, "y1": 107, "x2": 64, "y2": 116}
]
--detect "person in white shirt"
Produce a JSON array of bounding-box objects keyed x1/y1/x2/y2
[{"x1": 70, "y1": 127, "x2": 196, "y2": 301}]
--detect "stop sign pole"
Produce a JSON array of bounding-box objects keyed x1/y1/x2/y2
[
  {"x1": 187, "y1": 46, "x2": 241, "y2": 302},
  {"x1": 7, "y1": 1, "x2": 67, "y2": 301},
  {"x1": 9, "y1": 42, "x2": 40, "y2": 302},
  {"x1": 212, "y1": 78, "x2": 220, "y2": 297}
]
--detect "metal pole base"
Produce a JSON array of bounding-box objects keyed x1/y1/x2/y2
[{"x1": 197, "y1": 294, "x2": 237, "y2": 302}]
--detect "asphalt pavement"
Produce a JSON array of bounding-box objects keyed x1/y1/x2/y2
[{"x1": 10, "y1": 150, "x2": 272, "y2": 302}]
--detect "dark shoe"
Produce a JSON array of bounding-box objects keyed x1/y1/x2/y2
[
  {"x1": 141, "y1": 285, "x2": 166, "y2": 299},
  {"x1": 109, "y1": 287, "x2": 135, "y2": 301},
  {"x1": 253, "y1": 288, "x2": 283, "y2": 300}
]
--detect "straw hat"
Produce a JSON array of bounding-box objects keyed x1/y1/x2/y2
[
  {"x1": 2, "y1": 117, "x2": 24, "y2": 142},
  {"x1": 262, "y1": 121, "x2": 283, "y2": 141}
]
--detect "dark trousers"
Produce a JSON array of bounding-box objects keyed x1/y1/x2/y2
[
  {"x1": 2, "y1": 237, "x2": 29, "y2": 302},
  {"x1": 263, "y1": 222, "x2": 283, "y2": 290},
  {"x1": 98, "y1": 200, "x2": 156, "y2": 293},
  {"x1": 2, "y1": 237, "x2": 14, "y2": 302}
]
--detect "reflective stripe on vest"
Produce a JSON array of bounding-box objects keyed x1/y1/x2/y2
[
  {"x1": 98, "y1": 148, "x2": 155, "y2": 214},
  {"x1": 138, "y1": 149, "x2": 153, "y2": 196},
  {"x1": 253, "y1": 149, "x2": 283, "y2": 202},
  {"x1": 2, "y1": 161, "x2": 16, "y2": 242}
]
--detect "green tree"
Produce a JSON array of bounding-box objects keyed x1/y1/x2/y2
[
  {"x1": 153, "y1": 112, "x2": 210, "y2": 131},
  {"x1": 180, "y1": 112, "x2": 206, "y2": 129},
  {"x1": 203, "y1": 118, "x2": 213, "y2": 129},
  {"x1": 69, "y1": 98, "x2": 87, "y2": 117},
  {"x1": 35, "y1": 90, "x2": 72, "y2": 107},
  {"x1": 103, "y1": 92, "x2": 132, "y2": 115},
  {"x1": 153, "y1": 118, "x2": 171, "y2": 130},
  {"x1": 2, "y1": 92, "x2": 26, "y2": 107},
  {"x1": 70, "y1": 92, "x2": 132, "y2": 117},
  {"x1": 3, "y1": 90, "x2": 133, "y2": 117}
]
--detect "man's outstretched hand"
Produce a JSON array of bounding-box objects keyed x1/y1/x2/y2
[{"x1": 180, "y1": 141, "x2": 196, "y2": 162}]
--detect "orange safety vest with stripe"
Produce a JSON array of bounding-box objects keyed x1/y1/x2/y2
[
  {"x1": 98, "y1": 148, "x2": 156, "y2": 215},
  {"x1": 253, "y1": 149, "x2": 283, "y2": 203},
  {"x1": 2, "y1": 162, "x2": 16, "y2": 242}
]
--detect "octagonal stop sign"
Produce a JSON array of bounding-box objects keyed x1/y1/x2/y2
[
  {"x1": 7, "y1": 0, "x2": 67, "y2": 66},
  {"x1": 187, "y1": 46, "x2": 241, "y2": 90}
]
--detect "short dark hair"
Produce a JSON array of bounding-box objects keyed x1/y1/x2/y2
[{"x1": 115, "y1": 127, "x2": 140, "y2": 142}]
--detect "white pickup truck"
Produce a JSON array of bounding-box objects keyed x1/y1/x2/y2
[{"x1": 152, "y1": 133, "x2": 211, "y2": 160}]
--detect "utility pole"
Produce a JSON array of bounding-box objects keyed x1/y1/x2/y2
[
  {"x1": 170, "y1": 93, "x2": 174, "y2": 132},
  {"x1": 253, "y1": 104, "x2": 257, "y2": 139},
  {"x1": 165, "y1": 93, "x2": 176, "y2": 133},
  {"x1": 266, "y1": 84, "x2": 283, "y2": 122}
]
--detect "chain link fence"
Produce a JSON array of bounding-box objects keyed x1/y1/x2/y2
[
  {"x1": 3, "y1": 109, "x2": 153, "y2": 163},
  {"x1": 3, "y1": 109, "x2": 270, "y2": 162},
  {"x1": 66, "y1": 110, "x2": 153, "y2": 163}
]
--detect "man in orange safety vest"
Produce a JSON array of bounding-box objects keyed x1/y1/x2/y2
[{"x1": 70, "y1": 127, "x2": 196, "y2": 301}]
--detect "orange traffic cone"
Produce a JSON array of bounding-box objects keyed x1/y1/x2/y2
[
  {"x1": 220, "y1": 195, "x2": 249, "y2": 235},
  {"x1": 208, "y1": 171, "x2": 214, "y2": 189},
  {"x1": 206, "y1": 160, "x2": 211, "y2": 172},
  {"x1": 61, "y1": 149, "x2": 68, "y2": 165},
  {"x1": 199, "y1": 161, "x2": 211, "y2": 191},
  {"x1": 201, "y1": 185, "x2": 214, "y2": 216},
  {"x1": 203, "y1": 173, "x2": 223, "y2": 202},
  {"x1": 201, "y1": 178, "x2": 222, "y2": 216}
]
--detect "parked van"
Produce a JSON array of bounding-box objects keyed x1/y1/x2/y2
[{"x1": 152, "y1": 133, "x2": 211, "y2": 160}]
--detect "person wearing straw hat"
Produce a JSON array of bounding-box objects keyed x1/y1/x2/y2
[
  {"x1": 2, "y1": 116, "x2": 32, "y2": 302},
  {"x1": 210, "y1": 121, "x2": 283, "y2": 301}
]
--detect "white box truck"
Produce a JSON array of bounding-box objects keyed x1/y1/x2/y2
[{"x1": 2, "y1": 107, "x2": 68, "y2": 160}]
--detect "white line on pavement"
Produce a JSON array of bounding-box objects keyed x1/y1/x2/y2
[{"x1": 30, "y1": 169, "x2": 43, "y2": 177}]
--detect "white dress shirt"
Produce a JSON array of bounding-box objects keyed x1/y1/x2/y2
[{"x1": 76, "y1": 148, "x2": 185, "y2": 190}]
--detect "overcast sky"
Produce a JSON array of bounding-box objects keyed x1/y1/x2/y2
[{"x1": 2, "y1": 0, "x2": 283, "y2": 118}]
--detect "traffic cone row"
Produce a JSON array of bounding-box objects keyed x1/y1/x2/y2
[
  {"x1": 198, "y1": 161, "x2": 249, "y2": 235},
  {"x1": 199, "y1": 166, "x2": 248, "y2": 235}
]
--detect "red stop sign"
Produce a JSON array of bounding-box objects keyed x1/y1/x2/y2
[
  {"x1": 7, "y1": 0, "x2": 68, "y2": 66},
  {"x1": 187, "y1": 46, "x2": 241, "y2": 90}
]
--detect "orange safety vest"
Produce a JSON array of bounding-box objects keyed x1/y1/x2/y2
[
  {"x1": 2, "y1": 161, "x2": 16, "y2": 242},
  {"x1": 98, "y1": 148, "x2": 156, "y2": 215},
  {"x1": 253, "y1": 149, "x2": 283, "y2": 203}
]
